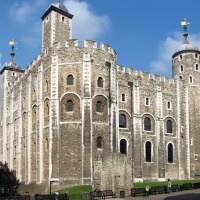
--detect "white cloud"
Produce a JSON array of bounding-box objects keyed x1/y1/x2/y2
[
  {"x1": 10, "y1": 2, "x2": 35, "y2": 24},
  {"x1": 150, "y1": 32, "x2": 200, "y2": 77},
  {"x1": 63, "y1": 0, "x2": 110, "y2": 43}
]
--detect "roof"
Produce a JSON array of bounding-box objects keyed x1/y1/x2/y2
[
  {"x1": 52, "y1": 1, "x2": 69, "y2": 13},
  {"x1": 174, "y1": 43, "x2": 199, "y2": 54},
  {"x1": 3, "y1": 60, "x2": 21, "y2": 70},
  {"x1": 173, "y1": 32, "x2": 200, "y2": 57},
  {"x1": 41, "y1": 1, "x2": 73, "y2": 20}
]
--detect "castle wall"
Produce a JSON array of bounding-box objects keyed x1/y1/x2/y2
[{"x1": 2, "y1": 1, "x2": 200, "y2": 195}]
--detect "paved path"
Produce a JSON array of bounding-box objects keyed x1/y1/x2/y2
[{"x1": 114, "y1": 189, "x2": 200, "y2": 200}]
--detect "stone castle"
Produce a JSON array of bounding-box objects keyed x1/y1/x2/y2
[{"x1": 1, "y1": 0, "x2": 200, "y2": 194}]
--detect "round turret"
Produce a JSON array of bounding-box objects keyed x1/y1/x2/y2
[{"x1": 172, "y1": 19, "x2": 200, "y2": 84}]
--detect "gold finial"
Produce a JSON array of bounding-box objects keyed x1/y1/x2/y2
[
  {"x1": 9, "y1": 38, "x2": 16, "y2": 52},
  {"x1": 181, "y1": 18, "x2": 190, "y2": 32}
]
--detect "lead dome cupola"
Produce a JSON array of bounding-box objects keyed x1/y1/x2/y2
[
  {"x1": 3, "y1": 38, "x2": 21, "y2": 70},
  {"x1": 173, "y1": 18, "x2": 200, "y2": 56}
]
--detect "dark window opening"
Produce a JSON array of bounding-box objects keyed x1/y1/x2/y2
[
  {"x1": 144, "y1": 117, "x2": 151, "y2": 131},
  {"x1": 66, "y1": 100, "x2": 73, "y2": 111},
  {"x1": 167, "y1": 102, "x2": 171, "y2": 109},
  {"x1": 190, "y1": 76, "x2": 193, "y2": 83},
  {"x1": 120, "y1": 139, "x2": 127, "y2": 154},
  {"x1": 97, "y1": 136, "x2": 102, "y2": 148},
  {"x1": 167, "y1": 120, "x2": 172, "y2": 133},
  {"x1": 168, "y1": 143, "x2": 173, "y2": 163},
  {"x1": 96, "y1": 101, "x2": 102, "y2": 112},
  {"x1": 119, "y1": 114, "x2": 126, "y2": 128},
  {"x1": 146, "y1": 141, "x2": 151, "y2": 162},
  {"x1": 67, "y1": 74, "x2": 74, "y2": 85},
  {"x1": 180, "y1": 65, "x2": 183, "y2": 71},
  {"x1": 122, "y1": 93, "x2": 125, "y2": 101},
  {"x1": 97, "y1": 77, "x2": 103, "y2": 87},
  {"x1": 146, "y1": 98, "x2": 149, "y2": 106}
]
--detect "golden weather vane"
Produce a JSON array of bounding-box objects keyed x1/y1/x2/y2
[
  {"x1": 181, "y1": 18, "x2": 190, "y2": 32},
  {"x1": 9, "y1": 38, "x2": 17, "y2": 52}
]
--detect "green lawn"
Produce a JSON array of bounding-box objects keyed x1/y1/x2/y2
[
  {"x1": 56, "y1": 179, "x2": 200, "y2": 195},
  {"x1": 134, "y1": 179, "x2": 200, "y2": 188},
  {"x1": 57, "y1": 185, "x2": 92, "y2": 195}
]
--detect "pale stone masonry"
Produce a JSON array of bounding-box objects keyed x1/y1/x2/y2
[{"x1": 1, "y1": 1, "x2": 200, "y2": 194}]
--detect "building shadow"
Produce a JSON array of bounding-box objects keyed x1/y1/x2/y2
[{"x1": 164, "y1": 193, "x2": 200, "y2": 200}]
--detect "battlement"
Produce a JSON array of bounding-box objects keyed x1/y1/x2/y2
[
  {"x1": 56, "y1": 39, "x2": 117, "y2": 56},
  {"x1": 117, "y1": 64, "x2": 175, "y2": 86},
  {"x1": 65, "y1": 39, "x2": 79, "y2": 47}
]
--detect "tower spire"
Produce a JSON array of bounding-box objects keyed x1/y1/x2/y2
[
  {"x1": 181, "y1": 18, "x2": 190, "y2": 44},
  {"x1": 55, "y1": 0, "x2": 60, "y2": 3}
]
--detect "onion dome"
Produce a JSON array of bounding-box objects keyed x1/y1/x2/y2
[{"x1": 173, "y1": 19, "x2": 200, "y2": 57}]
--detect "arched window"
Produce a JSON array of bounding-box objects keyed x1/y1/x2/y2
[
  {"x1": 196, "y1": 64, "x2": 199, "y2": 70},
  {"x1": 122, "y1": 93, "x2": 125, "y2": 102},
  {"x1": 167, "y1": 120, "x2": 172, "y2": 133},
  {"x1": 144, "y1": 117, "x2": 151, "y2": 131},
  {"x1": 96, "y1": 101, "x2": 102, "y2": 112},
  {"x1": 120, "y1": 139, "x2": 127, "y2": 154},
  {"x1": 97, "y1": 77, "x2": 103, "y2": 87},
  {"x1": 145, "y1": 141, "x2": 151, "y2": 162},
  {"x1": 97, "y1": 136, "x2": 102, "y2": 148},
  {"x1": 66, "y1": 100, "x2": 73, "y2": 111},
  {"x1": 119, "y1": 114, "x2": 126, "y2": 128},
  {"x1": 168, "y1": 143, "x2": 173, "y2": 163},
  {"x1": 67, "y1": 74, "x2": 74, "y2": 85}
]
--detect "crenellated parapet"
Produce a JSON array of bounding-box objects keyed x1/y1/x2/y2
[
  {"x1": 84, "y1": 39, "x2": 97, "y2": 48},
  {"x1": 117, "y1": 64, "x2": 175, "y2": 87},
  {"x1": 65, "y1": 39, "x2": 79, "y2": 47}
]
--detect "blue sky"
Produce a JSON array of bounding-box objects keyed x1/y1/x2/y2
[{"x1": 1, "y1": 0, "x2": 200, "y2": 78}]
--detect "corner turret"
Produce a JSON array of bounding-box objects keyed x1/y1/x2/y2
[
  {"x1": 172, "y1": 19, "x2": 200, "y2": 84},
  {"x1": 41, "y1": 0, "x2": 73, "y2": 52},
  {"x1": 0, "y1": 38, "x2": 23, "y2": 75}
]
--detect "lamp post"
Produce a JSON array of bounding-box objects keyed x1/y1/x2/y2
[{"x1": 50, "y1": 180, "x2": 58, "y2": 200}]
